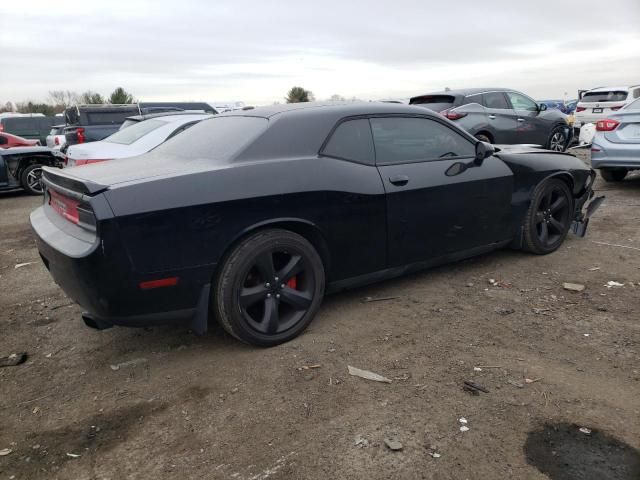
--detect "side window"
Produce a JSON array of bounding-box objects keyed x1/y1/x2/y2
[
  {"x1": 370, "y1": 117, "x2": 475, "y2": 165},
  {"x1": 461, "y1": 94, "x2": 483, "y2": 106},
  {"x1": 322, "y1": 118, "x2": 374, "y2": 165},
  {"x1": 506, "y1": 92, "x2": 538, "y2": 112},
  {"x1": 633, "y1": 88, "x2": 640, "y2": 99},
  {"x1": 484, "y1": 92, "x2": 510, "y2": 109}
]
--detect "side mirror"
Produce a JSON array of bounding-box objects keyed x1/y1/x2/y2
[
  {"x1": 539, "y1": 103, "x2": 547, "y2": 111},
  {"x1": 475, "y1": 141, "x2": 494, "y2": 165}
]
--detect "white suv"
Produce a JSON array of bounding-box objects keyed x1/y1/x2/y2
[{"x1": 575, "y1": 85, "x2": 640, "y2": 128}]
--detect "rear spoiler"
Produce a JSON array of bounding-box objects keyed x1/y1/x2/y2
[{"x1": 41, "y1": 167, "x2": 108, "y2": 198}]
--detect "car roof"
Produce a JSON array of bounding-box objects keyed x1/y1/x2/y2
[
  {"x1": 586, "y1": 86, "x2": 635, "y2": 92},
  {"x1": 411, "y1": 88, "x2": 511, "y2": 99},
  {"x1": 125, "y1": 112, "x2": 212, "y2": 122},
  {"x1": 219, "y1": 101, "x2": 442, "y2": 120}
]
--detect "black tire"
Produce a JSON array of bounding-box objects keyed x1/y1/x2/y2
[
  {"x1": 20, "y1": 164, "x2": 44, "y2": 195},
  {"x1": 600, "y1": 168, "x2": 627, "y2": 182},
  {"x1": 523, "y1": 179, "x2": 573, "y2": 255},
  {"x1": 213, "y1": 229, "x2": 325, "y2": 347},
  {"x1": 475, "y1": 133, "x2": 492, "y2": 144},
  {"x1": 546, "y1": 126, "x2": 568, "y2": 152}
]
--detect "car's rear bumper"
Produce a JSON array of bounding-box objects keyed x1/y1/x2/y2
[
  {"x1": 31, "y1": 205, "x2": 211, "y2": 331},
  {"x1": 591, "y1": 141, "x2": 640, "y2": 169}
]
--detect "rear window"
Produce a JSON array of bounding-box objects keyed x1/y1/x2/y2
[
  {"x1": 409, "y1": 95, "x2": 456, "y2": 112},
  {"x1": 84, "y1": 111, "x2": 138, "y2": 125},
  {"x1": 151, "y1": 116, "x2": 268, "y2": 161},
  {"x1": 582, "y1": 91, "x2": 628, "y2": 103},
  {"x1": 118, "y1": 119, "x2": 140, "y2": 130},
  {"x1": 624, "y1": 98, "x2": 640, "y2": 110},
  {"x1": 104, "y1": 119, "x2": 168, "y2": 145}
]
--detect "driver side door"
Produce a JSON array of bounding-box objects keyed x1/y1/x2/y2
[
  {"x1": 372, "y1": 116, "x2": 514, "y2": 267},
  {"x1": 506, "y1": 91, "x2": 549, "y2": 145}
]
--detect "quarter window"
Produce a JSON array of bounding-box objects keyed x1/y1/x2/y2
[
  {"x1": 370, "y1": 117, "x2": 475, "y2": 164},
  {"x1": 484, "y1": 92, "x2": 510, "y2": 109},
  {"x1": 322, "y1": 119, "x2": 375, "y2": 165},
  {"x1": 507, "y1": 92, "x2": 539, "y2": 112}
]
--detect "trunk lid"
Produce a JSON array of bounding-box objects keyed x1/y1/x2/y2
[{"x1": 603, "y1": 111, "x2": 640, "y2": 144}]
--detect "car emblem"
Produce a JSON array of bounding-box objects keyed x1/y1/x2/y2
[{"x1": 596, "y1": 104, "x2": 599, "y2": 107}]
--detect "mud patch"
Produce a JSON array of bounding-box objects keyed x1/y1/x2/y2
[{"x1": 524, "y1": 423, "x2": 640, "y2": 480}]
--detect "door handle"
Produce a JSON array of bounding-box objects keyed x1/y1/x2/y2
[
  {"x1": 389, "y1": 175, "x2": 409, "y2": 186},
  {"x1": 517, "y1": 118, "x2": 525, "y2": 122},
  {"x1": 488, "y1": 114, "x2": 496, "y2": 119}
]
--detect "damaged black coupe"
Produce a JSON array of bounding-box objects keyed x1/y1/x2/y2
[
  {"x1": 1, "y1": 147, "x2": 62, "y2": 194},
  {"x1": 31, "y1": 102, "x2": 602, "y2": 346}
]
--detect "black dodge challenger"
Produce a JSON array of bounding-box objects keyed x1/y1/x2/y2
[{"x1": 31, "y1": 102, "x2": 602, "y2": 346}]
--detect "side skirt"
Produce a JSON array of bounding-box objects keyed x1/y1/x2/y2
[{"x1": 326, "y1": 240, "x2": 511, "y2": 294}]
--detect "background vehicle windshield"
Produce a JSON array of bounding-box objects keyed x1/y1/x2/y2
[
  {"x1": 104, "y1": 119, "x2": 167, "y2": 145},
  {"x1": 582, "y1": 91, "x2": 628, "y2": 102}
]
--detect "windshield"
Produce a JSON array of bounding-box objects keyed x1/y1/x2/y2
[
  {"x1": 151, "y1": 116, "x2": 268, "y2": 162},
  {"x1": 582, "y1": 91, "x2": 628, "y2": 103},
  {"x1": 410, "y1": 95, "x2": 456, "y2": 112},
  {"x1": 104, "y1": 119, "x2": 167, "y2": 145}
]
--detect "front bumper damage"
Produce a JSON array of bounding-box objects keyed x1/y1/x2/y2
[{"x1": 571, "y1": 172, "x2": 605, "y2": 237}]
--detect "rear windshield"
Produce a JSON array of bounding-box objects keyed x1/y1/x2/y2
[
  {"x1": 151, "y1": 116, "x2": 268, "y2": 162},
  {"x1": 409, "y1": 95, "x2": 456, "y2": 112},
  {"x1": 84, "y1": 111, "x2": 138, "y2": 125},
  {"x1": 104, "y1": 119, "x2": 167, "y2": 145},
  {"x1": 582, "y1": 91, "x2": 628, "y2": 103},
  {"x1": 119, "y1": 119, "x2": 140, "y2": 130}
]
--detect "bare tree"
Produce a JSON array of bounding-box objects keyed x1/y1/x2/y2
[
  {"x1": 329, "y1": 94, "x2": 346, "y2": 102},
  {"x1": 48, "y1": 90, "x2": 79, "y2": 107},
  {"x1": 79, "y1": 91, "x2": 106, "y2": 104}
]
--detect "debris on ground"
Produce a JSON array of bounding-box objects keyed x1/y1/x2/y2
[
  {"x1": 0, "y1": 448, "x2": 12, "y2": 456},
  {"x1": 508, "y1": 379, "x2": 524, "y2": 388},
  {"x1": 14, "y1": 262, "x2": 35, "y2": 269},
  {"x1": 347, "y1": 366, "x2": 392, "y2": 383},
  {"x1": 525, "y1": 378, "x2": 542, "y2": 384},
  {"x1": 473, "y1": 367, "x2": 482, "y2": 372},
  {"x1": 354, "y1": 435, "x2": 369, "y2": 447},
  {"x1": 66, "y1": 453, "x2": 81, "y2": 458},
  {"x1": 110, "y1": 358, "x2": 148, "y2": 371},
  {"x1": 459, "y1": 417, "x2": 468, "y2": 424},
  {"x1": 361, "y1": 296, "x2": 400, "y2": 303},
  {"x1": 384, "y1": 438, "x2": 403, "y2": 451},
  {"x1": 605, "y1": 281, "x2": 624, "y2": 288},
  {"x1": 459, "y1": 426, "x2": 470, "y2": 433},
  {"x1": 430, "y1": 452, "x2": 441, "y2": 458},
  {"x1": 592, "y1": 240, "x2": 640, "y2": 252},
  {"x1": 579, "y1": 427, "x2": 592, "y2": 435},
  {"x1": 0, "y1": 352, "x2": 27, "y2": 368},
  {"x1": 296, "y1": 364, "x2": 321, "y2": 371},
  {"x1": 588, "y1": 267, "x2": 600, "y2": 271},
  {"x1": 563, "y1": 282, "x2": 585, "y2": 292},
  {"x1": 495, "y1": 307, "x2": 515, "y2": 315},
  {"x1": 463, "y1": 380, "x2": 489, "y2": 394},
  {"x1": 488, "y1": 278, "x2": 512, "y2": 288}
]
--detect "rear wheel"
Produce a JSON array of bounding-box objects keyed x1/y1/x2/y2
[
  {"x1": 20, "y1": 164, "x2": 44, "y2": 195},
  {"x1": 546, "y1": 126, "x2": 567, "y2": 152},
  {"x1": 213, "y1": 229, "x2": 325, "y2": 347},
  {"x1": 523, "y1": 179, "x2": 573, "y2": 254},
  {"x1": 600, "y1": 168, "x2": 627, "y2": 182}
]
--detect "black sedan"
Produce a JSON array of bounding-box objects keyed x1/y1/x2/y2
[{"x1": 31, "y1": 102, "x2": 602, "y2": 346}]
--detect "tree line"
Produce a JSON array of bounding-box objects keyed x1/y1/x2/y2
[{"x1": 0, "y1": 87, "x2": 136, "y2": 116}]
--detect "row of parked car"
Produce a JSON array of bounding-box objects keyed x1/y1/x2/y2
[{"x1": 1, "y1": 84, "x2": 639, "y2": 195}]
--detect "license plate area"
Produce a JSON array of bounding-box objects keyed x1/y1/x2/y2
[{"x1": 592, "y1": 108, "x2": 603, "y2": 113}]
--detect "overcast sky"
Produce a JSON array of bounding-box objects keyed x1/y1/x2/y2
[{"x1": 2, "y1": 0, "x2": 639, "y2": 105}]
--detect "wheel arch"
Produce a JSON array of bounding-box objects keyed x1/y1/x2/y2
[
  {"x1": 215, "y1": 218, "x2": 332, "y2": 281},
  {"x1": 475, "y1": 130, "x2": 494, "y2": 143}
]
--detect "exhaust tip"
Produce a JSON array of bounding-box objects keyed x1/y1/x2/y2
[{"x1": 82, "y1": 313, "x2": 113, "y2": 331}]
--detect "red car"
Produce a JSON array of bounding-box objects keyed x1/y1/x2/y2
[{"x1": 0, "y1": 132, "x2": 40, "y2": 148}]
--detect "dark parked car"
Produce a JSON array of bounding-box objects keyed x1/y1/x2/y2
[
  {"x1": 410, "y1": 88, "x2": 572, "y2": 151},
  {"x1": 1, "y1": 146, "x2": 62, "y2": 194},
  {"x1": 63, "y1": 104, "x2": 141, "y2": 147},
  {"x1": 31, "y1": 102, "x2": 601, "y2": 346},
  {"x1": 0, "y1": 115, "x2": 56, "y2": 145}
]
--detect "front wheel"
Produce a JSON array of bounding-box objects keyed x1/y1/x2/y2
[
  {"x1": 600, "y1": 168, "x2": 627, "y2": 182},
  {"x1": 546, "y1": 126, "x2": 568, "y2": 152},
  {"x1": 20, "y1": 164, "x2": 44, "y2": 195},
  {"x1": 213, "y1": 229, "x2": 325, "y2": 347},
  {"x1": 523, "y1": 179, "x2": 573, "y2": 254}
]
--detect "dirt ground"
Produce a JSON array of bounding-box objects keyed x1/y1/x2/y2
[{"x1": 1, "y1": 150, "x2": 639, "y2": 480}]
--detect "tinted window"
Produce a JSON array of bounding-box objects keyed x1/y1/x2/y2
[
  {"x1": 409, "y1": 95, "x2": 456, "y2": 112},
  {"x1": 104, "y1": 119, "x2": 167, "y2": 145},
  {"x1": 85, "y1": 111, "x2": 137, "y2": 125},
  {"x1": 582, "y1": 91, "x2": 628, "y2": 102},
  {"x1": 370, "y1": 117, "x2": 475, "y2": 164},
  {"x1": 506, "y1": 92, "x2": 538, "y2": 111},
  {"x1": 322, "y1": 119, "x2": 374, "y2": 165},
  {"x1": 152, "y1": 116, "x2": 268, "y2": 162},
  {"x1": 461, "y1": 94, "x2": 483, "y2": 106},
  {"x1": 484, "y1": 92, "x2": 510, "y2": 109}
]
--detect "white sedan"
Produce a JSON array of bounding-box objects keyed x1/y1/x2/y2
[{"x1": 65, "y1": 113, "x2": 212, "y2": 167}]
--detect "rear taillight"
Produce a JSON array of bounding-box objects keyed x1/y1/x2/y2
[
  {"x1": 610, "y1": 106, "x2": 623, "y2": 111},
  {"x1": 441, "y1": 109, "x2": 468, "y2": 120},
  {"x1": 74, "y1": 159, "x2": 110, "y2": 166},
  {"x1": 54, "y1": 137, "x2": 60, "y2": 145},
  {"x1": 76, "y1": 127, "x2": 85, "y2": 144},
  {"x1": 0, "y1": 124, "x2": 3, "y2": 131},
  {"x1": 48, "y1": 189, "x2": 80, "y2": 224},
  {"x1": 576, "y1": 106, "x2": 586, "y2": 112},
  {"x1": 596, "y1": 119, "x2": 620, "y2": 131}
]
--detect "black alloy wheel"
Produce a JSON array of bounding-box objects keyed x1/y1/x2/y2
[
  {"x1": 214, "y1": 229, "x2": 325, "y2": 346},
  {"x1": 523, "y1": 179, "x2": 573, "y2": 254}
]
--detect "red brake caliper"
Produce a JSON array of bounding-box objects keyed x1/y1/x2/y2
[{"x1": 286, "y1": 276, "x2": 297, "y2": 290}]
